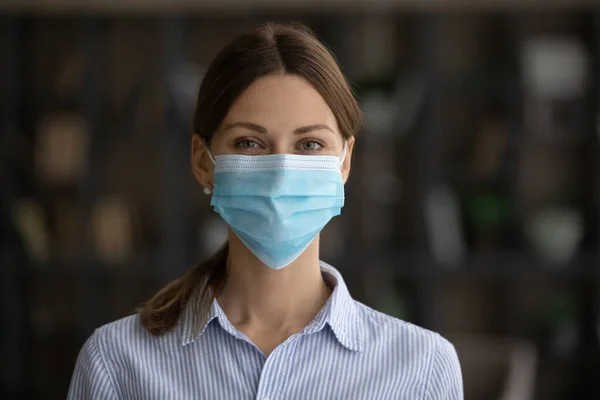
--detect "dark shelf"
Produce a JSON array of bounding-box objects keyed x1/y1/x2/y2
[
  {"x1": 376, "y1": 251, "x2": 600, "y2": 281},
  {"x1": 0, "y1": 252, "x2": 164, "y2": 282}
]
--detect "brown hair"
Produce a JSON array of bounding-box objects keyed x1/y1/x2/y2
[{"x1": 137, "y1": 22, "x2": 363, "y2": 335}]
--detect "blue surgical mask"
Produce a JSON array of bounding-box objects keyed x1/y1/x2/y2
[{"x1": 205, "y1": 144, "x2": 347, "y2": 270}]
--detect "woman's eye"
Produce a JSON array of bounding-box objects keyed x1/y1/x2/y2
[
  {"x1": 236, "y1": 140, "x2": 261, "y2": 149},
  {"x1": 301, "y1": 141, "x2": 322, "y2": 151}
]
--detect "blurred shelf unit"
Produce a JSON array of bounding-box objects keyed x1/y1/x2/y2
[
  {"x1": 377, "y1": 251, "x2": 600, "y2": 281},
  {"x1": 0, "y1": 253, "x2": 161, "y2": 280},
  {"x1": 4, "y1": 251, "x2": 598, "y2": 283},
  {"x1": 1, "y1": 0, "x2": 598, "y2": 14}
]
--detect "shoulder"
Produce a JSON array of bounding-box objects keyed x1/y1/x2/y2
[
  {"x1": 93, "y1": 313, "x2": 149, "y2": 348},
  {"x1": 80, "y1": 313, "x2": 181, "y2": 377},
  {"x1": 353, "y1": 302, "x2": 463, "y2": 399},
  {"x1": 92, "y1": 313, "x2": 176, "y2": 363},
  {"x1": 68, "y1": 314, "x2": 148, "y2": 399},
  {"x1": 354, "y1": 300, "x2": 442, "y2": 350}
]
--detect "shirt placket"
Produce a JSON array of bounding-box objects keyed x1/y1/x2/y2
[{"x1": 254, "y1": 333, "x2": 302, "y2": 400}]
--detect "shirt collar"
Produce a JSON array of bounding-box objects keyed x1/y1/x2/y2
[
  {"x1": 180, "y1": 287, "x2": 220, "y2": 346},
  {"x1": 302, "y1": 262, "x2": 363, "y2": 352},
  {"x1": 181, "y1": 261, "x2": 363, "y2": 352}
]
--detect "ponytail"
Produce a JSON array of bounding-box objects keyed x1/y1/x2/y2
[{"x1": 137, "y1": 242, "x2": 229, "y2": 335}]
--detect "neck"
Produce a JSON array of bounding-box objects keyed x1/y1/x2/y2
[{"x1": 216, "y1": 230, "x2": 331, "y2": 332}]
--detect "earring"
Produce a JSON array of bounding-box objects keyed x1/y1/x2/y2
[{"x1": 203, "y1": 186, "x2": 213, "y2": 195}]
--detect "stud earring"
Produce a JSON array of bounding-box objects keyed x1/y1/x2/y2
[{"x1": 203, "y1": 186, "x2": 213, "y2": 195}]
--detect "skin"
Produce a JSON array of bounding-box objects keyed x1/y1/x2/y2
[{"x1": 191, "y1": 74, "x2": 355, "y2": 356}]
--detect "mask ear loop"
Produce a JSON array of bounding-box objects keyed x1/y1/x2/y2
[
  {"x1": 200, "y1": 137, "x2": 216, "y2": 195},
  {"x1": 339, "y1": 140, "x2": 348, "y2": 166},
  {"x1": 201, "y1": 137, "x2": 216, "y2": 165}
]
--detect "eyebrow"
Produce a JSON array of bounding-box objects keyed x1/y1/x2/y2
[
  {"x1": 222, "y1": 122, "x2": 267, "y2": 134},
  {"x1": 221, "y1": 122, "x2": 334, "y2": 135},
  {"x1": 294, "y1": 124, "x2": 334, "y2": 134}
]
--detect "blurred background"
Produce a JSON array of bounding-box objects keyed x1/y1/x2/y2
[{"x1": 1, "y1": 1, "x2": 600, "y2": 399}]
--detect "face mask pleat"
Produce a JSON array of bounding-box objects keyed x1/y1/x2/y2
[
  {"x1": 212, "y1": 170, "x2": 343, "y2": 198},
  {"x1": 212, "y1": 196, "x2": 343, "y2": 217}
]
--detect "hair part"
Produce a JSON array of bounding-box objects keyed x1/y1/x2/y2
[{"x1": 138, "y1": 22, "x2": 363, "y2": 336}]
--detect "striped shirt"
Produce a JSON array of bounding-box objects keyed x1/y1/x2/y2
[{"x1": 68, "y1": 262, "x2": 463, "y2": 399}]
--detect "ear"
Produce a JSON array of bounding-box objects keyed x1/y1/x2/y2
[
  {"x1": 191, "y1": 134, "x2": 214, "y2": 189},
  {"x1": 341, "y1": 136, "x2": 355, "y2": 184}
]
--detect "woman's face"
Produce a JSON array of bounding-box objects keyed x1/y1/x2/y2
[{"x1": 192, "y1": 74, "x2": 355, "y2": 188}]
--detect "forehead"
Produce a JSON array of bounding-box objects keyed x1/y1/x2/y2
[{"x1": 221, "y1": 74, "x2": 339, "y2": 132}]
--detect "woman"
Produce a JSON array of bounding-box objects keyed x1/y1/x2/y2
[{"x1": 68, "y1": 22, "x2": 462, "y2": 399}]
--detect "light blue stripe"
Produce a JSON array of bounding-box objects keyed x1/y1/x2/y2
[{"x1": 67, "y1": 263, "x2": 463, "y2": 399}]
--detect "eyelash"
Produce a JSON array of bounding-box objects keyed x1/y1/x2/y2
[
  {"x1": 298, "y1": 139, "x2": 325, "y2": 152},
  {"x1": 234, "y1": 138, "x2": 264, "y2": 150}
]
